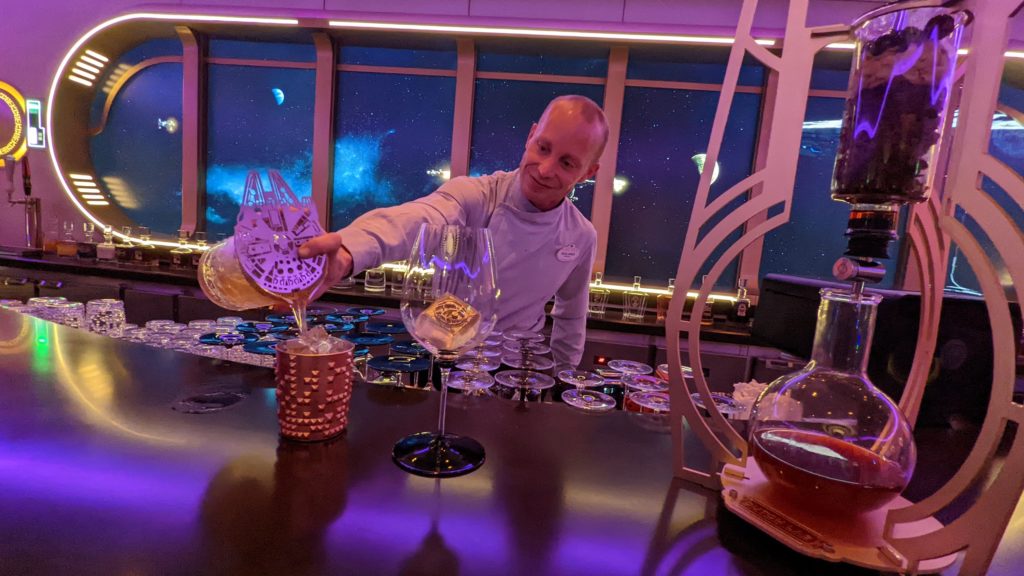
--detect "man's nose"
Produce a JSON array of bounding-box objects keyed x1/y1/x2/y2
[{"x1": 538, "y1": 158, "x2": 557, "y2": 177}]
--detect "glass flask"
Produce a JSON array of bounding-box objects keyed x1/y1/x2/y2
[
  {"x1": 831, "y1": 1, "x2": 969, "y2": 260},
  {"x1": 748, "y1": 287, "x2": 916, "y2": 515}
]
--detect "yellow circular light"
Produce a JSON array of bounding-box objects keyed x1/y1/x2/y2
[{"x1": 0, "y1": 80, "x2": 27, "y2": 167}]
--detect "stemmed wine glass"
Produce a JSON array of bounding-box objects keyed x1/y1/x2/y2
[{"x1": 393, "y1": 224, "x2": 499, "y2": 478}]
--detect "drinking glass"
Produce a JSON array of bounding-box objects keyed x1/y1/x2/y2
[
  {"x1": 392, "y1": 224, "x2": 499, "y2": 478},
  {"x1": 85, "y1": 298, "x2": 126, "y2": 337},
  {"x1": 559, "y1": 370, "x2": 615, "y2": 412},
  {"x1": 364, "y1": 266, "x2": 387, "y2": 293},
  {"x1": 51, "y1": 302, "x2": 85, "y2": 328},
  {"x1": 389, "y1": 261, "x2": 407, "y2": 294}
]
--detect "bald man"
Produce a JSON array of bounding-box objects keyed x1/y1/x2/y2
[{"x1": 300, "y1": 95, "x2": 610, "y2": 370}]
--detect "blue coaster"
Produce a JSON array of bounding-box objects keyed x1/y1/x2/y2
[
  {"x1": 264, "y1": 313, "x2": 318, "y2": 326},
  {"x1": 346, "y1": 306, "x2": 386, "y2": 317},
  {"x1": 354, "y1": 346, "x2": 370, "y2": 357},
  {"x1": 368, "y1": 354, "x2": 430, "y2": 373},
  {"x1": 392, "y1": 341, "x2": 429, "y2": 357},
  {"x1": 365, "y1": 320, "x2": 407, "y2": 334},
  {"x1": 199, "y1": 332, "x2": 259, "y2": 347},
  {"x1": 236, "y1": 321, "x2": 291, "y2": 335},
  {"x1": 321, "y1": 322, "x2": 355, "y2": 335},
  {"x1": 243, "y1": 340, "x2": 280, "y2": 356},
  {"x1": 325, "y1": 313, "x2": 369, "y2": 325},
  {"x1": 344, "y1": 333, "x2": 394, "y2": 346}
]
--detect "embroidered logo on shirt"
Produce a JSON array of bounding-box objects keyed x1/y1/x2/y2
[{"x1": 556, "y1": 244, "x2": 578, "y2": 262}]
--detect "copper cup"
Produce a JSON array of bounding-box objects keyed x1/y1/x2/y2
[{"x1": 275, "y1": 339, "x2": 356, "y2": 442}]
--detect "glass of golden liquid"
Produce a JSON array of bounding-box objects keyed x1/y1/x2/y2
[
  {"x1": 392, "y1": 224, "x2": 499, "y2": 478},
  {"x1": 197, "y1": 169, "x2": 327, "y2": 334}
]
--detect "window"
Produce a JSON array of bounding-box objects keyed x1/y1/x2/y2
[
  {"x1": 605, "y1": 88, "x2": 760, "y2": 289},
  {"x1": 206, "y1": 62, "x2": 315, "y2": 237},
  {"x1": 89, "y1": 56, "x2": 183, "y2": 235},
  {"x1": 330, "y1": 72, "x2": 455, "y2": 229},
  {"x1": 476, "y1": 40, "x2": 608, "y2": 77}
]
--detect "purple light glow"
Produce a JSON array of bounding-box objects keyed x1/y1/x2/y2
[
  {"x1": 853, "y1": 42, "x2": 925, "y2": 139},
  {"x1": 853, "y1": 24, "x2": 962, "y2": 141},
  {"x1": 0, "y1": 442, "x2": 207, "y2": 521},
  {"x1": 417, "y1": 238, "x2": 483, "y2": 280}
]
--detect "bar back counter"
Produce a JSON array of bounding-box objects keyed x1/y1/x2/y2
[{"x1": 3, "y1": 305, "x2": 1024, "y2": 574}]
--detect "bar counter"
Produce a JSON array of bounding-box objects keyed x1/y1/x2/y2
[{"x1": 2, "y1": 309, "x2": 1023, "y2": 575}]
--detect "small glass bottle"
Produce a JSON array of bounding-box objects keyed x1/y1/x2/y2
[
  {"x1": 132, "y1": 226, "x2": 160, "y2": 268},
  {"x1": 730, "y1": 278, "x2": 752, "y2": 323},
  {"x1": 96, "y1": 226, "x2": 116, "y2": 261},
  {"x1": 190, "y1": 231, "x2": 207, "y2": 270},
  {"x1": 390, "y1": 260, "x2": 407, "y2": 295},
  {"x1": 169, "y1": 229, "x2": 193, "y2": 270},
  {"x1": 115, "y1": 226, "x2": 135, "y2": 267},
  {"x1": 700, "y1": 275, "x2": 714, "y2": 326},
  {"x1": 587, "y1": 271, "x2": 611, "y2": 317},
  {"x1": 622, "y1": 275, "x2": 648, "y2": 322},
  {"x1": 76, "y1": 221, "x2": 98, "y2": 261},
  {"x1": 56, "y1": 220, "x2": 78, "y2": 257},
  {"x1": 656, "y1": 278, "x2": 675, "y2": 322},
  {"x1": 43, "y1": 216, "x2": 60, "y2": 254}
]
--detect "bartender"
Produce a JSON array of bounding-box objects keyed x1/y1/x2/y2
[{"x1": 300, "y1": 95, "x2": 610, "y2": 370}]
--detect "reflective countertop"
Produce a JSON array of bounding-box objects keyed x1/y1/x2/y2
[{"x1": 1, "y1": 310, "x2": 1022, "y2": 575}]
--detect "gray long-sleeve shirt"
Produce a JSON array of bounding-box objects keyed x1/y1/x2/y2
[{"x1": 338, "y1": 169, "x2": 596, "y2": 369}]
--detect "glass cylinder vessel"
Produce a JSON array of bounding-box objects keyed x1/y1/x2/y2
[
  {"x1": 748, "y1": 288, "x2": 916, "y2": 515},
  {"x1": 831, "y1": 0, "x2": 969, "y2": 206}
]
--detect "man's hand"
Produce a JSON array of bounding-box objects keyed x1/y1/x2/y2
[{"x1": 299, "y1": 231, "x2": 354, "y2": 301}]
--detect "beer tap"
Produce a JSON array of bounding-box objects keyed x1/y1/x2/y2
[{"x1": 4, "y1": 155, "x2": 42, "y2": 251}]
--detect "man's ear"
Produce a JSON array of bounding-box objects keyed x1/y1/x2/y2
[
  {"x1": 579, "y1": 162, "x2": 600, "y2": 183},
  {"x1": 525, "y1": 123, "x2": 538, "y2": 146}
]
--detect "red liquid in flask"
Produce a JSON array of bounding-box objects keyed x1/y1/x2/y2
[{"x1": 751, "y1": 428, "x2": 908, "y2": 515}]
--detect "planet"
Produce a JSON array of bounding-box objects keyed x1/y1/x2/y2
[
  {"x1": 690, "y1": 153, "x2": 721, "y2": 184},
  {"x1": 271, "y1": 88, "x2": 285, "y2": 106}
]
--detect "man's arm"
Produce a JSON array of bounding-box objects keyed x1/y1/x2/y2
[
  {"x1": 300, "y1": 176, "x2": 491, "y2": 297},
  {"x1": 549, "y1": 241, "x2": 596, "y2": 371}
]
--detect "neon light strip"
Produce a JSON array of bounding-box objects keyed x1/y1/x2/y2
[
  {"x1": 593, "y1": 282, "x2": 738, "y2": 302},
  {"x1": 84, "y1": 49, "x2": 109, "y2": 62},
  {"x1": 85, "y1": 201, "x2": 110, "y2": 206},
  {"x1": 75, "y1": 62, "x2": 102, "y2": 74},
  {"x1": 68, "y1": 174, "x2": 93, "y2": 180},
  {"x1": 48, "y1": 13, "x2": 300, "y2": 247},
  {"x1": 79, "y1": 55, "x2": 106, "y2": 68},
  {"x1": 71, "y1": 69, "x2": 97, "y2": 81},
  {"x1": 328, "y1": 19, "x2": 776, "y2": 46},
  {"x1": 81, "y1": 194, "x2": 105, "y2": 200},
  {"x1": 826, "y1": 42, "x2": 1024, "y2": 59}
]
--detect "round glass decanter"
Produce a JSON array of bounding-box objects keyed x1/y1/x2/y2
[{"x1": 748, "y1": 288, "x2": 916, "y2": 515}]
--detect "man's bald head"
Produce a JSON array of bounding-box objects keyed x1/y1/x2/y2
[{"x1": 538, "y1": 95, "x2": 610, "y2": 164}]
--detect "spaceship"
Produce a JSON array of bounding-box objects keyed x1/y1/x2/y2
[{"x1": 157, "y1": 117, "x2": 179, "y2": 134}]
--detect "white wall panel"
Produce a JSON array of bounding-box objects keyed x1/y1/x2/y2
[
  {"x1": 470, "y1": 0, "x2": 626, "y2": 23},
  {"x1": 325, "y1": 0, "x2": 471, "y2": 16}
]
